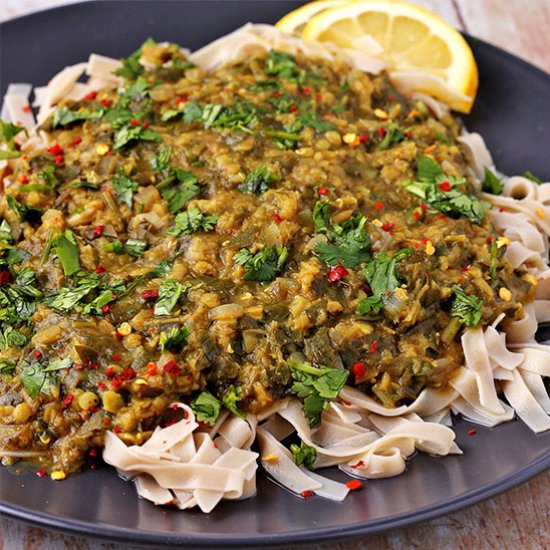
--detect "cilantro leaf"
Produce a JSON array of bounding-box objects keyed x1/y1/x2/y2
[
  {"x1": 112, "y1": 168, "x2": 138, "y2": 208},
  {"x1": 312, "y1": 200, "x2": 330, "y2": 233},
  {"x1": 157, "y1": 169, "x2": 200, "y2": 213},
  {"x1": 377, "y1": 121, "x2": 407, "y2": 151},
  {"x1": 167, "y1": 207, "x2": 218, "y2": 237},
  {"x1": 0, "y1": 150, "x2": 21, "y2": 160},
  {"x1": 0, "y1": 119, "x2": 25, "y2": 149},
  {"x1": 159, "y1": 326, "x2": 189, "y2": 352},
  {"x1": 363, "y1": 248, "x2": 413, "y2": 298},
  {"x1": 248, "y1": 79, "x2": 281, "y2": 92},
  {"x1": 191, "y1": 391, "x2": 222, "y2": 425},
  {"x1": 0, "y1": 360, "x2": 15, "y2": 374},
  {"x1": 290, "y1": 361, "x2": 349, "y2": 427},
  {"x1": 52, "y1": 106, "x2": 102, "y2": 128},
  {"x1": 265, "y1": 50, "x2": 297, "y2": 78},
  {"x1": 52, "y1": 230, "x2": 80, "y2": 276},
  {"x1": 43, "y1": 357, "x2": 72, "y2": 372},
  {"x1": 417, "y1": 155, "x2": 443, "y2": 182},
  {"x1": 482, "y1": 167, "x2": 504, "y2": 195},
  {"x1": 299, "y1": 111, "x2": 335, "y2": 133},
  {"x1": 152, "y1": 144, "x2": 171, "y2": 173},
  {"x1": 290, "y1": 441, "x2": 317, "y2": 470},
  {"x1": 38, "y1": 165, "x2": 59, "y2": 187},
  {"x1": 0, "y1": 325, "x2": 28, "y2": 350},
  {"x1": 234, "y1": 245, "x2": 289, "y2": 282},
  {"x1": 238, "y1": 165, "x2": 279, "y2": 195},
  {"x1": 222, "y1": 385, "x2": 245, "y2": 418},
  {"x1": 154, "y1": 279, "x2": 190, "y2": 316},
  {"x1": 112, "y1": 124, "x2": 162, "y2": 151},
  {"x1": 104, "y1": 238, "x2": 148, "y2": 257},
  {"x1": 6, "y1": 196, "x2": 43, "y2": 223},
  {"x1": 19, "y1": 361, "x2": 46, "y2": 399},
  {"x1": 451, "y1": 285, "x2": 483, "y2": 327},
  {"x1": 43, "y1": 275, "x2": 101, "y2": 313},
  {"x1": 357, "y1": 295, "x2": 384, "y2": 315},
  {"x1": 114, "y1": 45, "x2": 145, "y2": 80}
]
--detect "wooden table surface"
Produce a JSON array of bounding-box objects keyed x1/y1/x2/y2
[{"x1": 1, "y1": 1, "x2": 550, "y2": 549}]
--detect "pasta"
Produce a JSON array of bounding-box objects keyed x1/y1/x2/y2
[{"x1": 1, "y1": 23, "x2": 549, "y2": 513}]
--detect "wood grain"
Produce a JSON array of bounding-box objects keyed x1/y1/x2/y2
[{"x1": 1, "y1": 0, "x2": 550, "y2": 549}]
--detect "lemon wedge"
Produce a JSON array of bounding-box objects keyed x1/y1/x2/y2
[
  {"x1": 282, "y1": 0, "x2": 478, "y2": 113},
  {"x1": 275, "y1": 0, "x2": 349, "y2": 34}
]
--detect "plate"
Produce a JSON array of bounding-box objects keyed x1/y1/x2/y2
[{"x1": 1, "y1": 1, "x2": 550, "y2": 547}]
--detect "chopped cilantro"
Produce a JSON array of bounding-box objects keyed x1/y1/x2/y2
[
  {"x1": 6, "y1": 196, "x2": 43, "y2": 223},
  {"x1": 154, "y1": 279, "x2": 190, "y2": 316},
  {"x1": 112, "y1": 123, "x2": 162, "y2": 151},
  {"x1": 363, "y1": 248, "x2": 413, "y2": 298},
  {"x1": 157, "y1": 169, "x2": 200, "y2": 213},
  {"x1": 43, "y1": 275, "x2": 101, "y2": 313},
  {"x1": 152, "y1": 144, "x2": 171, "y2": 173},
  {"x1": 299, "y1": 111, "x2": 335, "y2": 133},
  {"x1": 191, "y1": 391, "x2": 222, "y2": 425},
  {"x1": 264, "y1": 50, "x2": 297, "y2": 78},
  {"x1": 159, "y1": 326, "x2": 189, "y2": 352},
  {"x1": 377, "y1": 122, "x2": 407, "y2": 151},
  {"x1": 0, "y1": 150, "x2": 21, "y2": 160},
  {"x1": 482, "y1": 167, "x2": 504, "y2": 195},
  {"x1": 312, "y1": 200, "x2": 330, "y2": 233},
  {"x1": 523, "y1": 170, "x2": 542, "y2": 184},
  {"x1": 104, "y1": 239, "x2": 148, "y2": 257},
  {"x1": 238, "y1": 165, "x2": 279, "y2": 195},
  {"x1": 43, "y1": 357, "x2": 72, "y2": 372},
  {"x1": 112, "y1": 168, "x2": 138, "y2": 208},
  {"x1": 38, "y1": 165, "x2": 59, "y2": 187},
  {"x1": 356, "y1": 295, "x2": 384, "y2": 315},
  {"x1": 167, "y1": 206, "x2": 218, "y2": 237},
  {"x1": 234, "y1": 245, "x2": 289, "y2": 282},
  {"x1": 0, "y1": 325, "x2": 28, "y2": 350},
  {"x1": 451, "y1": 285, "x2": 483, "y2": 327},
  {"x1": 222, "y1": 385, "x2": 245, "y2": 418},
  {"x1": 0, "y1": 119, "x2": 25, "y2": 149},
  {"x1": 52, "y1": 106, "x2": 102, "y2": 128},
  {"x1": 52, "y1": 230, "x2": 80, "y2": 277},
  {"x1": 290, "y1": 361, "x2": 349, "y2": 427},
  {"x1": 435, "y1": 132, "x2": 453, "y2": 145},
  {"x1": 0, "y1": 360, "x2": 15, "y2": 374},
  {"x1": 19, "y1": 361, "x2": 47, "y2": 399},
  {"x1": 114, "y1": 42, "x2": 147, "y2": 80},
  {"x1": 290, "y1": 441, "x2": 317, "y2": 470},
  {"x1": 248, "y1": 79, "x2": 281, "y2": 92}
]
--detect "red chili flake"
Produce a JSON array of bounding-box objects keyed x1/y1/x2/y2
[
  {"x1": 103, "y1": 418, "x2": 111, "y2": 426},
  {"x1": 499, "y1": 206, "x2": 505, "y2": 213},
  {"x1": 273, "y1": 92, "x2": 281, "y2": 99},
  {"x1": 54, "y1": 154, "x2": 64, "y2": 166},
  {"x1": 74, "y1": 364, "x2": 83, "y2": 371},
  {"x1": 95, "y1": 265, "x2": 106, "y2": 274},
  {"x1": 457, "y1": 277, "x2": 465, "y2": 283},
  {"x1": 19, "y1": 173, "x2": 29, "y2": 184},
  {"x1": 353, "y1": 362, "x2": 366, "y2": 381},
  {"x1": 378, "y1": 127, "x2": 386, "y2": 138},
  {"x1": 105, "y1": 366, "x2": 115, "y2": 378},
  {"x1": 420, "y1": 203, "x2": 428, "y2": 211},
  {"x1": 175, "y1": 96, "x2": 187, "y2": 105},
  {"x1": 405, "y1": 131, "x2": 414, "y2": 138},
  {"x1": 328, "y1": 262, "x2": 348, "y2": 282},
  {"x1": 61, "y1": 395, "x2": 74, "y2": 410},
  {"x1": 421, "y1": 238, "x2": 429, "y2": 244},
  {"x1": 412, "y1": 211, "x2": 420, "y2": 221},
  {"x1": 113, "y1": 426, "x2": 121, "y2": 434},
  {"x1": 36, "y1": 469, "x2": 47, "y2": 478},
  {"x1": 130, "y1": 118, "x2": 139, "y2": 127},
  {"x1": 86, "y1": 359, "x2": 99, "y2": 370},
  {"x1": 289, "y1": 104, "x2": 298, "y2": 112},
  {"x1": 461, "y1": 265, "x2": 471, "y2": 272},
  {"x1": 350, "y1": 460, "x2": 365, "y2": 469},
  {"x1": 106, "y1": 151, "x2": 114, "y2": 156},
  {"x1": 346, "y1": 480, "x2": 363, "y2": 491},
  {"x1": 111, "y1": 379, "x2": 122, "y2": 390},
  {"x1": 83, "y1": 90, "x2": 98, "y2": 101},
  {"x1": 146, "y1": 362, "x2": 157, "y2": 376},
  {"x1": 370, "y1": 340, "x2": 378, "y2": 353},
  {"x1": 359, "y1": 132, "x2": 368, "y2": 144},
  {"x1": 273, "y1": 212, "x2": 282, "y2": 223},
  {"x1": 110, "y1": 354, "x2": 121, "y2": 363},
  {"x1": 0, "y1": 270, "x2": 12, "y2": 286},
  {"x1": 32, "y1": 350, "x2": 42, "y2": 358},
  {"x1": 343, "y1": 401, "x2": 352, "y2": 406},
  {"x1": 142, "y1": 120, "x2": 149, "y2": 129},
  {"x1": 22, "y1": 105, "x2": 31, "y2": 113},
  {"x1": 101, "y1": 305, "x2": 111, "y2": 314},
  {"x1": 141, "y1": 289, "x2": 159, "y2": 300},
  {"x1": 69, "y1": 135, "x2": 83, "y2": 147},
  {"x1": 318, "y1": 187, "x2": 328, "y2": 196},
  {"x1": 388, "y1": 94, "x2": 395, "y2": 101},
  {"x1": 100, "y1": 98, "x2": 112, "y2": 108},
  {"x1": 436, "y1": 213, "x2": 447, "y2": 219},
  {"x1": 48, "y1": 143, "x2": 63, "y2": 156},
  {"x1": 487, "y1": 236, "x2": 493, "y2": 244},
  {"x1": 97, "y1": 381, "x2": 107, "y2": 390},
  {"x1": 163, "y1": 359, "x2": 182, "y2": 377},
  {"x1": 380, "y1": 222, "x2": 394, "y2": 232},
  {"x1": 302, "y1": 88, "x2": 311, "y2": 96},
  {"x1": 468, "y1": 429, "x2": 477, "y2": 436},
  {"x1": 374, "y1": 202, "x2": 383, "y2": 210},
  {"x1": 226, "y1": 228, "x2": 235, "y2": 236},
  {"x1": 438, "y1": 180, "x2": 452, "y2": 192},
  {"x1": 92, "y1": 225, "x2": 104, "y2": 238},
  {"x1": 315, "y1": 93, "x2": 322, "y2": 100},
  {"x1": 300, "y1": 490, "x2": 314, "y2": 499},
  {"x1": 88, "y1": 448, "x2": 98, "y2": 458}
]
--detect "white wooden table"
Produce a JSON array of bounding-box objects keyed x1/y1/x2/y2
[{"x1": 1, "y1": 1, "x2": 550, "y2": 548}]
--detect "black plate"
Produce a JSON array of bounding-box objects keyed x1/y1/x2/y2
[{"x1": 1, "y1": 1, "x2": 550, "y2": 547}]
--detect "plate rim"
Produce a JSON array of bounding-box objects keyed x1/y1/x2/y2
[{"x1": 1, "y1": 1, "x2": 550, "y2": 546}]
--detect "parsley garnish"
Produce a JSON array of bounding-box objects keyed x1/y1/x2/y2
[
  {"x1": 154, "y1": 279, "x2": 190, "y2": 316},
  {"x1": 482, "y1": 167, "x2": 504, "y2": 195},
  {"x1": 234, "y1": 245, "x2": 289, "y2": 282},
  {"x1": 112, "y1": 168, "x2": 138, "y2": 208},
  {"x1": 403, "y1": 156, "x2": 490, "y2": 224},
  {"x1": 159, "y1": 326, "x2": 189, "y2": 352},
  {"x1": 314, "y1": 214, "x2": 371, "y2": 269},
  {"x1": 290, "y1": 361, "x2": 349, "y2": 428},
  {"x1": 290, "y1": 441, "x2": 317, "y2": 470},
  {"x1": 167, "y1": 207, "x2": 218, "y2": 237},
  {"x1": 222, "y1": 386, "x2": 245, "y2": 418},
  {"x1": 238, "y1": 165, "x2": 279, "y2": 195},
  {"x1": 191, "y1": 391, "x2": 222, "y2": 425},
  {"x1": 52, "y1": 230, "x2": 80, "y2": 277},
  {"x1": 451, "y1": 285, "x2": 483, "y2": 327}
]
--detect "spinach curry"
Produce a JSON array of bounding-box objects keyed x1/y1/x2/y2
[{"x1": 0, "y1": 42, "x2": 534, "y2": 473}]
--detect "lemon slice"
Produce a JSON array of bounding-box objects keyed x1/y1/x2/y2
[
  {"x1": 297, "y1": 0, "x2": 478, "y2": 113},
  {"x1": 275, "y1": 0, "x2": 349, "y2": 35}
]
